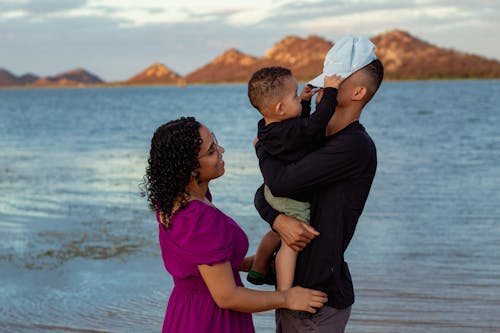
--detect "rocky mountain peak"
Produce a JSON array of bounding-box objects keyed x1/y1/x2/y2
[
  {"x1": 264, "y1": 35, "x2": 332, "y2": 65},
  {"x1": 211, "y1": 49, "x2": 258, "y2": 66},
  {"x1": 126, "y1": 63, "x2": 182, "y2": 85}
]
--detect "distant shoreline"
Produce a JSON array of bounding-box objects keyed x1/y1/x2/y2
[{"x1": 1, "y1": 77, "x2": 499, "y2": 90}]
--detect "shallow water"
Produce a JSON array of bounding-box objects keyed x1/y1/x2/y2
[{"x1": 1, "y1": 81, "x2": 499, "y2": 332}]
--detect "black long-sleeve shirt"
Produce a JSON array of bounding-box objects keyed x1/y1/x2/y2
[{"x1": 254, "y1": 121, "x2": 377, "y2": 309}]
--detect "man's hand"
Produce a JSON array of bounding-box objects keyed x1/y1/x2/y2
[{"x1": 273, "y1": 214, "x2": 319, "y2": 251}]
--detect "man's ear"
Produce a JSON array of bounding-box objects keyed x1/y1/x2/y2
[{"x1": 352, "y1": 86, "x2": 367, "y2": 101}]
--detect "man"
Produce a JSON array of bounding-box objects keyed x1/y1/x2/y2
[{"x1": 254, "y1": 36, "x2": 384, "y2": 333}]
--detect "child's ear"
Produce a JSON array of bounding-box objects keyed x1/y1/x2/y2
[
  {"x1": 274, "y1": 102, "x2": 285, "y2": 116},
  {"x1": 352, "y1": 86, "x2": 367, "y2": 101}
]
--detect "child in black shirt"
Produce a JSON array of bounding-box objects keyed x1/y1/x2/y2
[{"x1": 247, "y1": 66, "x2": 342, "y2": 290}]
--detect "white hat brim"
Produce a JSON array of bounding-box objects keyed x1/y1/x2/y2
[{"x1": 308, "y1": 73, "x2": 326, "y2": 88}]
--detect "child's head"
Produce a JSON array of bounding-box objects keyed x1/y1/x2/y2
[{"x1": 248, "y1": 66, "x2": 302, "y2": 121}]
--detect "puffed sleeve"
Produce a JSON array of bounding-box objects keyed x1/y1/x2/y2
[{"x1": 172, "y1": 201, "x2": 234, "y2": 266}]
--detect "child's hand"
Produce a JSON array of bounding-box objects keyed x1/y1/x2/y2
[
  {"x1": 300, "y1": 85, "x2": 316, "y2": 101},
  {"x1": 324, "y1": 74, "x2": 343, "y2": 89}
]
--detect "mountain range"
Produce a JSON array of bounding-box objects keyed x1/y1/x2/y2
[{"x1": 2, "y1": 30, "x2": 500, "y2": 88}]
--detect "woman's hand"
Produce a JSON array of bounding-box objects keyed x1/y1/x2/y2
[{"x1": 283, "y1": 286, "x2": 328, "y2": 313}]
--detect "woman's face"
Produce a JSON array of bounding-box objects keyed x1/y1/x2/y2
[{"x1": 196, "y1": 125, "x2": 225, "y2": 182}]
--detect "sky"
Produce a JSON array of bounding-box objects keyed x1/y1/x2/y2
[{"x1": 1, "y1": 0, "x2": 499, "y2": 81}]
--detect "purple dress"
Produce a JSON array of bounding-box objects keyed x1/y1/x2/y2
[{"x1": 158, "y1": 200, "x2": 255, "y2": 333}]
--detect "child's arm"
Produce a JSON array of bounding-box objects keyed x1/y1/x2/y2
[
  {"x1": 258, "y1": 75, "x2": 342, "y2": 162},
  {"x1": 299, "y1": 85, "x2": 314, "y2": 118},
  {"x1": 297, "y1": 75, "x2": 343, "y2": 141},
  {"x1": 281, "y1": 76, "x2": 343, "y2": 143}
]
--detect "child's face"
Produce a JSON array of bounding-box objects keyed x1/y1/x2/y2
[{"x1": 279, "y1": 76, "x2": 302, "y2": 119}]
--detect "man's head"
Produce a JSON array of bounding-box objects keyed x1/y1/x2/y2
[
  {"x1": 309, "y1": 36, "x2": 378, "y2": 87},
  {"x1": 336, "y1": 59, "x2": 384, "y2": 108},
  {"x1": 248, "y1": 66, "x2": 302, "y2": 120}
]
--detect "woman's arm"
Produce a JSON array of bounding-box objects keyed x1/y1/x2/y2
[{"x1": 198, "y1": 262, "x2": 327, "y2": 313}]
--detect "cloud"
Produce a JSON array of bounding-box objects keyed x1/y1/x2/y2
[{"x1": 23, "y1": 0, "x2": 88, "y2": 14}]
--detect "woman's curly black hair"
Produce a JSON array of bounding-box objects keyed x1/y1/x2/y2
[{"x1": 142, "y1": 117, "x2": 202, "y2": 228}]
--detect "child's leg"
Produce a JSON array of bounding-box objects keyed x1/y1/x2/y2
[
  {"x1": 276, "y1": 242, "x2": 298, "y2": 291},
  {"x1": 251, "y1": 230, "x2": 280, "y2": 275}
]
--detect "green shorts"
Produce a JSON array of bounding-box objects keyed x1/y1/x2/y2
[{"x1": 264, "y1": 185, "x2": 310, "y2": 224}]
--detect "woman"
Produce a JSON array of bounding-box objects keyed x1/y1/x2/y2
[{"x1": 143, "y1": 117, "x2": 327, "y2": 333}]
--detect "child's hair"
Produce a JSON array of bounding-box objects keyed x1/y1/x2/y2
[
  {"x1": 248, "y1": 66, "x2": 292, "y2": 113},
  {"x1": 359, "y1": 59, "x2": 384, "y2": 103}
]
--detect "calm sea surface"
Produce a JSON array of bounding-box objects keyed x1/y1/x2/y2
[{"x1": 1, "y1": 81, "x2": 499, "y2": 333}]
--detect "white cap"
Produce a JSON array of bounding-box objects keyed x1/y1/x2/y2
[{"x1": 308, "y1": 36, "x2": 377, "y2": 87}]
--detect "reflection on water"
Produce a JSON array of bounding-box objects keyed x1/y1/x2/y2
[{"x1": 1, "y1": 82, "x2": 499, "y2": 332}]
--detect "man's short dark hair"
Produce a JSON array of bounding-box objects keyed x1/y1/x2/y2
[
  {"x1": 248, "y1": 66, "x2": 292, "y2": 112},
  {"x1": 360, "y1": 59, "x2": 384, "y2": 102}
]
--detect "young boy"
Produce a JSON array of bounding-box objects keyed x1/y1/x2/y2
[{"x1": 247, "y1": 66, "x2": 342, "y2": 291}]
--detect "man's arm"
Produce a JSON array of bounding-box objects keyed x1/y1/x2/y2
[{"x1": 256, "y1": 133, "x2": 363, "y2": 197}]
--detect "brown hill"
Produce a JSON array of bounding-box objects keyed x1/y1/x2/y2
[
  {"x1": 125, "y1": 63, "x2": 183, "y2": 85},
  {"x1": 32, "y1": 68, "x2": 103, "y2": 86},
  {"x1": 18, "y1": 73, "x2": 39, "y2": 85},
  {"x1": 0, "y1": 68, "x2": 19, "y2": 86},
  {"x1": 54, "y1": 68, "x2": 103, "y2": 84},
  {"x1": 0, "y1": 68, "x2": 104, "y2": 87},
  {"x1": 185, "y1": 49, "x2": 261, "y2": 83},
  {"x1": 185, "y1": 37, "x2": 332, "y2": 83},
  {"x1": 186, "y1": 31, "x2": 500, "y2": 83},
  {"x1": 372, "y1": 29, "x2": 500, "y2": 79},
  {"x1": 263, "y1": 35, "x2": 333, "y2": 80}
]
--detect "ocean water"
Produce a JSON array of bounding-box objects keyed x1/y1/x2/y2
[{"x1": 1, "y1": 81, "x2": 499, "y2": 333}]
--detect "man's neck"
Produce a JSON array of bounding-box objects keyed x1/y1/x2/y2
[{"x1": 326, "y1": 106, "x2": 362, "y2": 136}]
